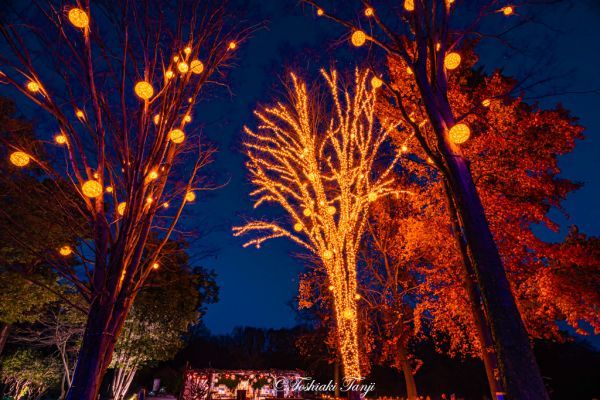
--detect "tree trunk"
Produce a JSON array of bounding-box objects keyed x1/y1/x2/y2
[
  {"x1": 411, "y1": 70, "x2": 548, "y2": 399},
  {"x1": 0, "y1": 322, "x2": 10, "y2": 356},
  {"x1": 397, "y1": 344, "x2": 417, "y2": 400},
  {"x1": 65, "y1": 294, "x2": 131, "y2": 400},
  {"x1": 334, "y1": 360, "x2": 341, "y2": 398},
  {"x1": 444, "y1": 181, "x2": 504, "y2": 398}
]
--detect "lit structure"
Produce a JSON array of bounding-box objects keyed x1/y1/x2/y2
[
  {"x1": 234, "y1": 69, "x2": 405, "y2": 379},
  {"x1": 181, "y1": 369, "x2": 304, "y2": 400}
]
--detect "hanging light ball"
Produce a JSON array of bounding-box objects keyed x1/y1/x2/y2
[
  {"x1": 323, "y1": 249, "x2": 333, "y2": 260},
  {"x1": 482, "y1": 99, "x2": 491, "y2": 107},
  {"x1": 68, "y1": 8, "x2": 89, "y2": 29},
  {"x1": 355, "y1": 294, "x2": 361, "y2": 300},
  {"x1": 177, "y1": 61, "x2": 189, "y2": 74},
  {"x1": 116, "y1": 202, "x2": 126, "y2": 216},
  {"x1": 350, "y1": 30, "x2": 367, "y2": 47},
  {"x1": 168, "y1": 129, "x2": 185, "y2": 144},
  {"x1": 317, "y1": 8, "x2": 324, "y2": 16},
  {"x1": 404, "y1": 0, "x2": 415, "y2": 11},
  {"x1": 502, "y1": 6, "x2": 514, "y2": 16},
  {"x1": 75, "y1": 109, "x2": 85, "y2": 119},
  {"x1": 152, "y1": 262, "x2": 160, "y2": 270},
  {"x1": 148, "y1": 170, "x2": 158, "y2": 180},
  {"x1": 134, "y1": 81, "x2": 154, "y2": 100},
  {"x1": 448, "y1": 123, "x2": 471, "y2": 144},
  {"x1": 82, "y1": 180, "x2": 103, "y2": 198},
  {"x1": 165, "y1": 70, "x2": 174, "y2": 80},
  {"x1": 368, "y1": 192, "x2": 377, "y2": 202},
  {"x1": 364, "y1": 7, "x2": 374, "y2": 16},
  {"x1": 190, "y1": 60, "x2": 204, "y2": 74},
  {"x1": 10, "y1": 151, "x2": 31, "y2": 167},
  {"x1": 293, "y1": 222, "x2": 303, "y2": 232},
  {"x1": 371, "y1": 76, "x2": 383, "y2": 89},
  {"x1": 183, "y1": 114, "x2": 192, "y2": 123},
  {"x1": 401, "y1": 145, "x2": 409, "y2": 153},
  {"x1": 303, "y1": 208, "x2": 312, "y2": 217},
  {"x1": 54, "y1": 134, "x2": 68, "y2": 145},
  {"x1": 326, "y1": 206, "x2": 336, "y2": 216},
  {"x1": 444, "y1": 52, "x2": 462, "y2": 70},
  {"x1": 328, "y1": 285, "x2": 334, "y2": 291},
  {"x1": 185, "y1": 191, "x2": 196, "y2": 202},
  {"x1": 184, "y1": 46, "x2": 192, "y2": 55},
  {"x1": 228, "y1": 41, "x2": 237, "y2": 50},
  {"x1": 59, "y1": 245, "x2": 73, "y2": 256},
  {"x1": 342, "y1": 308, "x2": 354, "y2": 319},
  {"x1": 26, "y1": 81, "x2": 40, "y2": 93},
  {"x1": 153, "y1": 114, "x2": 161, "y2": 125}
]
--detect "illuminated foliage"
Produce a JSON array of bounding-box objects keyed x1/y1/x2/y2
[{"x1": 234, "y1": 69, "x2": 406, "y2": 379}]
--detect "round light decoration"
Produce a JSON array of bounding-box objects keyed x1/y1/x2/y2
[
  {"x1": 293, "y1": 222, "x2": 303, "y2": 232},
  {"x1": 228, "y1": 41, "x2": 237, "y2": 50},
  {"x1": 168, "y1": 129, "x2": 185, "y2": 144},
  {"x1": 10, "y1": 151, "x2": 31, "y2": 167},
  {"x1": 482, "y1": 99, "x2": 491, "y2": 107},
  {"x1": 448, "y1": 123, "x2": 471, "y2": 144},
  {"x1": 82, "y1": 180, "x2": 103, "y2": 198},
  {"x1": 54, "y1": 134, "x2": 68, "y2": 145},
  {"x1": 26, "y1": 81, "x2": 40, "y2": 92},
  {"x1": 152, "y1": 262, "x2": 160, "y2": 270},
  {"x1": 371, "y1": 76, "x2": 383, "y2": 89},
  {"x1": 190, "y1": 60, "x2": 204, "y2": 74},
  {"x1": 444, "y1": 52, "x2": 462, "y2": 70},
  {"x1": 153, "y1": 114, "x2": 161, "y2": 125},
  {"x1": 185, "y1": 191, "x2": 196, "y2": 202},
  {"x1": 183, "y1": 114, "x2": 192, "y2": 123},
  {"x1": 184, "y1": 46, "x2": 192, "y2": 55},
  {"x1": 404, "y1": 0, "x2": 415, "y2": 11},
  {"x1": 355, "y1": 294, "x2": 361, "y2": 300},
  {"x1": 177, "y1": 62, "x2": 189, "y2": 74},
  {"x1": 59, "y1": 245, "x2": 73, "y2": 256},
  {"x1": 326, "y1": 206, "x2": 336, "y2": 216},
  {"x1": 323, "y1": 250, "x2": 333, "y2": 260},
  {"x1": 165, "y1": 70, "x2": 174, "y2": 80},
  {"x1": 134, "y1": 81, "x2": 154, "y2": 100},
  {"x1": 68, "y1": 8, "x2": 89, "y2": 29},
  {"x1": 502, "y1": 6, "x2": 514, "y2": 16},
  {"x1": 116, "y1": 202, "x2": 126, "y2": 216},
  {"x1": 364, "y1": 7, "x2": 374, "y2": 16},
  {"x1": 148, "y1": 170, "x2": 158, "y2": 180},
  {"x1": 328, "y1": 285, "x2": 334, "y2": 291},
  {"x1": 351, "y1": 30, "x2": 367, "y2": 47},
  {"x1": 368, "y1": 192, "x2": 377, "y2": 202},
  {"x1": 317, "y1": 8, "x2": 324, "y2": 16},
  {"x1": 303, "y1": 208, "x2": 312, "y2": 217},
  {"x1": 75, "y1": 109, "x2": 85, "y2": 119}
]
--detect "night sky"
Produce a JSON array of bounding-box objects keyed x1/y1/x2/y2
[
  {"x1": 3, "y1": 0, "x2": 599, "y2": 335},
  {"x1": 188, "y1": 0, "x2": 600, "y2": 335}
]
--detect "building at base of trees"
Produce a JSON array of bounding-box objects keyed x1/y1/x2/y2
[{"x1": 181, "y1": 369, "x2": 305, "y2": 400}]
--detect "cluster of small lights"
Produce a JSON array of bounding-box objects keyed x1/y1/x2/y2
[
  {"x1": 448, "y1": 123, "x2": 471, "y2": 144},
  {"x1": 9, "y1": 151, "x2": 30, "y2": 167},
  {"x1": 234, "y1": 70, "x2": 407, "y2": 379},
  {"x1": 350, "y1": 30, "x2": 367, "y2": 47},
  {"x1": 444, "y1": 52, "x2": 462, "y2": 70}
]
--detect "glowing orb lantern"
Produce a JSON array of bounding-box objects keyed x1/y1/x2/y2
[
  {"x1": 401, "y1": 145, "x2": 408, "y2": 152},
  {"x1": 294, "y1": 222, "x2": 303, "y2": 232},
  {"x1": 168, "y1": 129, "x2": 185, "y2": 144},
  {"x1": 368, "y1": 192, "x2": 377, "y2": 202},
  {"x1": 105, "y1": 186, "x2": 113, "y2": 193},
  {"x1": 448, "y1": 123, "x2": 471, "y2": 144},
  {"x1": 228, "y1": 41, "x2": 237, "y2": 50},
  {"x1": 116, "y1": 202, "x2": 126, "y2": 216},
  {"x1": 404, "y1": 0, "x2": 415, "y2": 11},
  {"x1": 152, "y1": 262, "x2": 160, "y2": 270},
  {"x1": 183, "y1": 114, "x2": 192, "y2": 123},
  {"x1": 502, "y1": 6, "x2": 514, "y2": 16},
  {"x1": 185, "y1": 191, "x2": 196, "y2": 202},
  {"x1": 134, "y1": 81, "x2": 154, "y2": 100},
  {"x1": 350, "y1": 30, "x2": 367, "y2": 47},
  {"x1": 371, "y1": 76, "x2": 383, "y2": 89},
  {"x1": 184, "y1": 46, "x2": 192, "y2": 55},
  {"x1": 153, "y1": 114, "x2": 160, "y2": 125},
  {"x1": 323, "y1": 250, "x2": 333, "y2": 260},
  {"x1": 10, "y1": 151, "x2": 30, "y2": 167},
  {"x1": 444, "y1": 52, "x2": 462, "y2": 70},
  {"x1": 303, "y1": 208, "x2": 312, "y2": 217},
  {"x1": 82, "y1": 180, "x2": 103, "y2": 198},
  {"x1": 190, "y1": 60, "x2": 204, "y2": 74},
  {"x1": 75, "y1": 109, "x2": 85, "y2": 119},
  {"x1": 328, "y1": 285, "x2": 334, "y2": 291},
  {"x1": 148, "y1": 170, "x2": 158, "y2": 180},
  {"x1": 355, "y1": 294, "x2": 361, "y2": 300},
  {"x1": 26, "y1": 81, "x2": 40, "y2": 92},
  {"x1": 482, "y1": 99, "x2": 491, "y2": 107},
  {"x1": 59, "y1": 246, "x2": 73, "y2": 256},
  {"x1": 68, "y1": 8, "x2": 89, "y2": 29},
  {"x1": 364, "y1": 7, "x2": 374, "y2": 16},
  {"x1": 177, "y1": 62, "x2": 189, "y2": 74},
  {"x1": 326, "y1": 206, "x2": 336, "y2": 215},
  {"x1": 54, "y1": 134, "x2": 67, "y2": 145},
  {"x1": 165, "y1": 70, "x2": 174, "y2": 80},
  {"x1": 406, "y1": 66, "x2": 413, "y2": 75},
  {"x1": 317, "y1": 8, "x2": 324, "y2": 16}
]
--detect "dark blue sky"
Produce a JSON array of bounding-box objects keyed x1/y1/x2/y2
[{"x1": 187, "y1": 1, "x2": 600, "y2": 334}]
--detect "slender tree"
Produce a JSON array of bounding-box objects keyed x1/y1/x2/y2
[
  {"x1": 0, "y1": 1, "x2": 246, "y2": 398},
  {"x1": 302, "y1": 1, "x2": 551, "y2": 397},
  {"x1": 234, "y1": 69, "x2": 407, "y2": 379}
]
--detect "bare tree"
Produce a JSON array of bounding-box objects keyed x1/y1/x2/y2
[
  {"x1": 234, "y1": 69, "x2": 408, "y2": 379},
  {"x1": 301, "y1": 1, "x2": 548, "y2": 398},
  {"x1": 0, "y1": 1, "x2": 248, "y2": 398}
]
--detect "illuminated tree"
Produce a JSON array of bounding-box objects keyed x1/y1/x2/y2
[
  {"x1": 0, "y1": 1, "x2": 245, "y2": 398},
  {"x1": 234, "y1": 69, "x2": 406, "y2": 379},
  {"x1": 303, "y1": 1, "x2": 551, "y2": 398}
]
